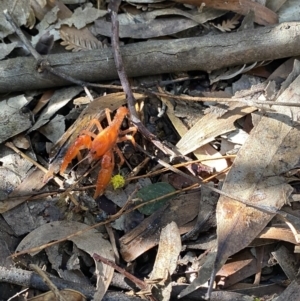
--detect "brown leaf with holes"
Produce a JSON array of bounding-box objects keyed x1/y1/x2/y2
[
  {"x1": 212, "y1": 14, "x2": 241, "y2": 32},
  {"x1": 31, "y1": 0, "x2": 103, "y2": 52},
  {"x1": 60, "y1": 27, "x2": 103, "y2": 52}
]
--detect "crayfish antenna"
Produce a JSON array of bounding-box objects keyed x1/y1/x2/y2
[{"x1": 68, "y1": 155, "x2": 90, "y2": 173}]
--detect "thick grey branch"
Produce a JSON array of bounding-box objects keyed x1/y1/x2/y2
[{"x1": 1, "y1": 22, "x2": 300, "y2": 93}]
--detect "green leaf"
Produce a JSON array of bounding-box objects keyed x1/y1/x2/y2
[{"x1": 136, "y1": 182, "x2": 176, "y2": 215}]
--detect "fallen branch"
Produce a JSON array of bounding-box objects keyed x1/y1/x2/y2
[{"x1": 2, "y1": 22, "x2": 300, "y2": 93}]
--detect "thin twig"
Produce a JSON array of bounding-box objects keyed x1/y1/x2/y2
[
  {"x1": 5, "y1": 10, "x2": 300, "y2": 111},
  {"x1": 29, "y1": 264, "x2": 67, "y2": 301},
  {"x1": 135, "y1": 144, "x2": 202, "y2": 185},
  {"x1": 93, "y1": 253, "x2": 158, "y2": 301},
  {"x1": 93, "y1": 253, "x2": 147, "y2": 290},
  {"x1": 108, "y1": 0, "x2": 180, "y2": 157},
  {"x1": 127, "y1": 155, "x2": 236, "y2": 181},
  {"x1": 3, "y1": 10, "x2": 98, "y2": 89},
  {"x1": 3, "y1": 10, "x2": 41, "y2": 61},
  {"x1": 10, "y1": 175, "x2": 283, "y2": 259},
  {"x1": 151, "y1": 90, "x2": 300, "y2": 108}
]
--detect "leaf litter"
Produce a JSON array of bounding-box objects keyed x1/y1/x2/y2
[{"x1": 1, "y1": 0, "x2": 300, "y2": 301}]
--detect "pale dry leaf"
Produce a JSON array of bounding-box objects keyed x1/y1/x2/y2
[
  {"x1": 203, "y1": 104, "x2": 229, "y2": 117},
  {"x1": 176, "y1": 102, "x2": 256, "y2": 156},
  {"x1": 93, "y1": 16, "x2": 198, "y2": 39},
  {"x1": 193, "y1": 144, "x2": 228, "y2": 173},
  {"x1": 30, "y1": 0, "x2": 47, "y2": 9},
  {"x1": 26, "y1": 6, "x2": 36, "y2": 29},
  {"x1": 210, "y1": 72, "x2": 300, "y2": 292},
  {"x1": 212, "y1": 14, "x2": 241, "y2": 32},
  {"x1": 0, "y1": 42, "x2": 18, "y2": 60},
  {"x1": 27, "y1": 86, "x2": 82, "y2": 133},
  {"x1": 57, "y1": 3, "x2": 107, "y2": 29},
  {"x1": 116, "y1": 7, "x2": 224, "y2": 25},
  {"x1": 173, "y1": 0, "x2": 278, "y2": 25},
  {"x1": 181, "y1": 64, "x2": 300, "y2": 299},
  {"x1": 278, "y1": 0, "x2": 300, "y2": 22},
  {"x1": 60, "y1": 29, "x2": 103, "y2": 52},
  {"x1": 275, "y1": 280, "x2": 300, "y2": 301},
  {"x1": 209, "y1": 63, "x2": 259, "y2": 84},
  {"x1": 27, "y1": 289, "x2": 86, "y2": 301},
  {"x1": 148, "y1": 222, "x2": 181, "y2": 301},
  {"x1": 31, "y1": 6, "x2": 60, "y2": 46},
  {"x1": 271, "y1": 245, "x2": 298, "y2": 281},
  {"x1": 16, "y1": 221, "x2": 114, "y2": 300},
  {"x1": 150, "y1": 222, "x2": 181, "y2": 280},
  {"x1": 0, "y1": 0, "x2": 31, "y2": 39},
  {"x1": 267, "y1": 0, "x2": 288, "y2": 13},
  {"x1": 39, "y1": 114, "x2": 65, "y2": 144},
  {"x1": 0, "y1": 95, "x2": 32, "y2": 144}
]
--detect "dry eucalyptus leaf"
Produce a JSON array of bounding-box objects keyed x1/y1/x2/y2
[
  {"x1": 39, "y1": 114, "x2": 65, "y2": 144},
  {"x1": 193, "y1": 144, "x2": 228, "y2": 173},
  {"x1": 0, "y1": 1, "x2": 31, "y2": 39},
  {"x1": 0, "y1": 95, "x2": 32, "y2": 144},
  {"x1": 173, "y1": 0, "x2": 278, "y2": 25},
  {"x1": 0, "y1": 42, "x2": 18, "y2": 60},
  {"x1": 211, "y1": 72, "x2": 300, "y2": 289},
  {"x1": 56, "y1": 3, "x2": 107, "y2": 29},
  {"x1": 31, "y1": 5, "x2": 60, "y2": 47},
  {"x1": 180, "y1": 60, "x2": 300, "y2": 300},
  {"x1": 176, "y1": 102, "x2": 256, "y2": 155},
  {"x1": 215, "y1": 247, "x2": 270, "y2": 288},
  {"x1": 275, "y1": 280, "x2": 300, "y2": 301},
  {"x1": 149, "y1": 222, "x2": 181, "y2": 301},
  {"x1": 31, "y1": 0, "x2": 103, "y2": 51},
  {"x1": 271, "y1": 245, "x2": 298, "y2": 281},
  {"x1": 93, "y1": 16, "x2": 198, "y2": 39},
  {"x1": 267, "y1": 0, "x2": 288, "y2": 13},
  {"x1": 27, "y1": 86, "x2": 82, "y2": 133},
  {"x1": 151, "y1": 222, "x2": 181, "y2": 278},
  {"x1": 120, "y1": 192, "x2": 200, "y2": 262},
  {"x1": 278, "y1": 0, "x2": 300, "y2": 22},
  {"x1": 28, "y1": 289, "x2": 86, "y2": 301},
  {"x1": 116, "y1": 8, "x2": 219, "y2": 24},
  {"x1": 16, "y1": 221, "x2": 114, "y2": 300}
]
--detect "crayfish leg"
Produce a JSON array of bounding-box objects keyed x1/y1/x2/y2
[
  {"x1": 60, "y1": 135, "x2": 92, "y2": 174},
  {"x1": 105, "y1": 108, "x2": 113, "y2": 124},
  {"x1": 119, "y1": 126, "x2": 137, "y2": 137},
  {"x1": 94, "y1": 150, "x2": 115, "y2": 198},
  {"x1": 117, "y1": 134, "x2": 136, "y2": 147},
  {"x1": 114, "y1": 146, "x2": 125, "y2": 167},
  {"x1": 85, "y1": 118, "x2": 104, "y2": 133}
]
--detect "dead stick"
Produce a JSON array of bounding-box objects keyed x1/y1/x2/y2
[
  {"x1": 93, "y1": 253, "x2": 147, "y2": 290},
  {"x1": 3, "y1": 10, "x2": 95, "y2": 90},
  {"x1": 108, "y1": 0, "x2": 179, "y2": 158},
  {"x1": 3, "y1": 22, "x2": 300, "y2": 93},
  {"x1": 93, "y1": 253, "x2": 158, "y2": 301}
]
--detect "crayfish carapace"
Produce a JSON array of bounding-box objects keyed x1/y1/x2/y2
[{"x1": 60, "y1": 106, "x2": 136, "y2": 198}]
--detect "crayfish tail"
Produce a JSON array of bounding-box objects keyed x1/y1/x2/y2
[{"x1": 93, "y1": 150, "x2": 114, "y2": 198}]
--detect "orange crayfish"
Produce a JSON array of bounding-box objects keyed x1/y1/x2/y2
[{"x1": 60, "y1": 106, "x2": 136, "y2": 198}]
